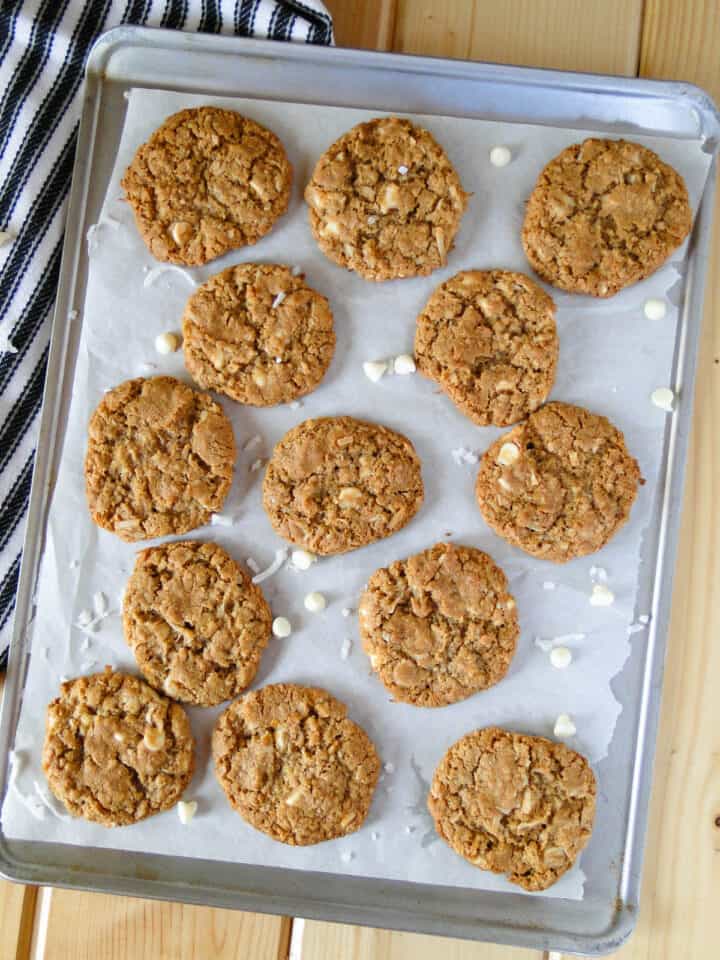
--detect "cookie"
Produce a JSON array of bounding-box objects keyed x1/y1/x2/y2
[
  {"x1": 305, "y1": 116, "x2": 469, "y2": 281},
  {"x1": 212, "y1": 683, "x2": 381, "y2": 845},
  {"x1": 123, "y1": 541, "x2": 272, "y2": 707},
  {"x1": 262, "y1": 416, "x2": 424, "y2": 555},
  {"x1": 359, "y1": 543, "x2": 519, "y2": 707},
  {"x1": 182, "y1": 263, "x2": 335, "y2": 406},
  {"x1": 428, "y1": 726, "x2": 596, "y2": 891},
  {"x1": 414, "y1": 270, "x2": 558, "y2": 426},
  {"x1": 475, "y1": 401, "x2": 641, "y2": 562},
  {"x1": 85, "y1": 376, "x2": 236, "y2": 542},
  {"x1": 42, "y1": 668, "x2": 195, "y2": 827},
  {"x1": 121, "y1": 107, "x2": 292, "y2": 266},
  {"x1": 522, "y1": 138, "x2": 692, "y2": 297}
]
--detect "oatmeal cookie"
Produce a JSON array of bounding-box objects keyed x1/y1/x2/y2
[
  {"x1": 212, "y1": 683, "x2": 381, "y2": 845},
  {"x1": 414, "y1": 269, "x2": 558, "y2": 426},
  {"x1": 428, "y1": 726, "x2": 596, "y2": 891},
  {"x1": 522, "y1": 138, "x2": 691, "y2": 297},
  {"x1": 305, "y1": 116, "x2": 469, "y2": 281},
  {"x1": 475, "y1": 401, "x2": 641, "y2": 562},
  {"x1": 122, "y1": 107, "x2": 292, "y2": 266},
  {"x1": 359, "y1": 543, "x2": 519, "y2": 707},
  {"x1": 262, "y1": 416, "x2": 424, "y2": 555},
  {"x1": 182, "y1": 263, "x2": 335, "y2": 405},
  {"x1": 123, "y1": 541, "x2": 272, "y2": 707},
  {"x1": 85, "y1": 376, "x2": 236, "y2": 542},
  {"x1": 42, "y1": 669, "x2": 195, "y2": 827}
]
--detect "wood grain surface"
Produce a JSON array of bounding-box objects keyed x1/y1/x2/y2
[{"x1": 1, "y1": 1, "x2": 717, "y2": 957}]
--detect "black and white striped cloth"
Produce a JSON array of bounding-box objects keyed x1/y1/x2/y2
[{"x1": 0, "y1": 1, "x2": 333, "y2": 668}]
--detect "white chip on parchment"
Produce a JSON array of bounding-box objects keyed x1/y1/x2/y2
[
  {"x1": 290, "y1": 549, "x2": 317, "y2": 571},
  {"x1": 553, "y1": 713, "x2": 577, "y2": 738},
  {"x1": 550, "y1": 646, "x2": 573, "y2": 669},
  {"x1": 542, "y1": 581, "x2": 556, "y2": 591},
  {"x1": 272, "y1": 617, "x2": 292, "y2": 639},
  {"x1": 304, "y1": 591, "x2": 326, "y2": 613},
  {"x1": 154, "y1": 331, "x2": 180, "y2": 354},
  {"x1": 177, "y1": 800, "x2": 198, "y2": 824},
  {"x1": 393, "y1": 354, "x2": 416, "y2": 375},
  {"x1": 590, "y1": 583, "x2": 615, "y2": 606},
  {"x1": 651, "y1": 387, "x2": 675, "y2": 412},
  {"x1": 644, "y1": 298, "x2": 667, "y2": 321},
  {"x1": 363, "y1": 360, "x2": 388, "y2": 382},
  {"x1": 489, "y1": 145, "x2": 512, "y2": 167}
]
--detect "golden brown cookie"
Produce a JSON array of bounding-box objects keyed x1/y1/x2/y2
[
  {"x1": 304, "y1": 116, "x2": 469, "y2": 281},
  {"x1": 182, "y1": 263, "x2": 335, "y2": 406},
  {"x1": 475, "y1": 401, "x2": 641, "y2": 562},
  {"x1": 414, "y1": 270, "x2": 558, "y2": 426},
  {"x1": 262, "y1": 416, "x2": 424, "y2": 555},
  {"x1": 359, "y1": 543, "x2": 518, "y2": 707},
  {"x1": 212, "y1": 683, "x2": 381, "y2": 845},
  {"x1": 121, "y1": 107, "x2": 292, "y2": 266},
  {"x1": 123, "y1": 541, "x2": 272, "y2": 707},
  {"x1": 522, "y1": 138, "x2": 692, "y2": 297},
  {"x1": 85, "y1": 376, "x2": 236, "y2": 542},
  {"x1": 428, "y1": 726, "x2": 596, "y2": 891},
  {"x1": 42, "y1": 669, "x2": 195, "y2": 827}
]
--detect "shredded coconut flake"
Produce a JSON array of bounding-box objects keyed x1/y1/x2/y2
[
  {"x1": 246, "y1": 557, "x2": 261, "y2": 574},
  {"x1": 451, "y1": 446, "x2": 479, "y2": 466},
  {"x1": 92, "y1": 591, "x2": 108, "y2": 617},
  {"x1": 638, "y1": 614, "x2": 650, "y2": 625},
  {"x1": 291, "y1": 265, "x2": 302, "y2": 276},
  {"x1": 340, "y1": 636, "x2": 352, "y2": 660},
  {"x1": 272, "y1": 291, "x2": 286, "y2": 309},
  {"x1": 542, "y1": 581, "x2": 556, "y2": 591},
  {"x1": 143, "y1": 264, "x2": 196, "y2": 289},
  {"x1": 252, "y1": 548, "x2": 289, "y2": 585},
  {"x1": 243, "y1": 434, "x2": 262, "y2": 451},
  {"x1": 249, "y1": 458, "x2": 264, "y2": 473},
  {"x1": 210, "y1": 513, "x2": 235, "y2": 527}
]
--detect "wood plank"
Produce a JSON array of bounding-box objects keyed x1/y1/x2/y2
[
  {"x1": 0, "y1": 673, "x2": 38, "y2": 960},
  {"x1": 393, "y1": 0, "x2": 644, "y2": 75},
  {"x1": 0, "y1": 872, "x2": 37, "y2": 960},
  {"x1": 39, "y1": 890, "x2": 292, "y2": 960},
  {"x1": 600, "y1": 2, "x2": 720, "y2": 957},
  {"x1": 327, "y1": 0, "x2": 397, "y2": 51},
  {"x1": 300, "y1": 920, "x2": 538, "y2": 960}
]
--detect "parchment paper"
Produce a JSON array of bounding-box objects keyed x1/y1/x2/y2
[{"x1": 2, "y1": 88, "x2": 713, "y2": 901}]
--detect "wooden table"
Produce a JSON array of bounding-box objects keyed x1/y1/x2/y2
[{"x1": 2, "y1": 2, "x2": 718, "y2": 956}]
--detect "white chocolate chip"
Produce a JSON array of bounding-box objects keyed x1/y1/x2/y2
[
  {"x1": 590, "y1": 583, "x2": 615, "y2": 607},
  {"x1": 489, "y1": 145, "x2": 512, "y2": 167},
  {"x1": 398, "y1": 164, "x2": 409, "y2": 175},
  {"x1": 290, "y1": 549, "x2": 316, "y2": 571},
  {"x1": 644, "y1": 298, "x2": 667, "y2": 321},
  {"x1": 651, "y1": 387, "x2": 675, "y2": 412},
  {"x1": 177, "y1": 800, "x2": 198, "y2": 824},
  {"x1": 285, "y1": 787, "x2": 304, "y2": 807},
  {"x1": 393, "y1": 354, "x2": 416, "y2": 375},
  {"x1": 154, "y1": 332, "x2": 180, "y2": 355},
  {"x1": 550, "y1": 646, "x2": 573, "y2": 669},
  {"x1": 304, "y1": 591, "x2": 327, "y2": 613},
  {"x1": 210, "y1": 513, "x2": 235, "y2": 527},
  {"x1": 363, "y1": 359, "x2": 388, "y2": 382},
  {"x1": 496, "y1": 442, "x2": 519, "y2": 466},
  {"x1": 272, "y1": 616, "x2": 292, "y2": 639},
  {"x1": 553, "y1": 713, "x2": 577, "y2": 738},
  {"x1": 143, "y1": 727, "x2": 166, "y2": 752}
]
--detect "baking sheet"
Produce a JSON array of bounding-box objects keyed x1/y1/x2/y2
[{"x1": 1, "y1": 87, "x2": 712, "y2": 901}]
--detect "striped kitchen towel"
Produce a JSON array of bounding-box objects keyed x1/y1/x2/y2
[{"x1": 0, "y1": 1, "x2": 333, "y2": 668}]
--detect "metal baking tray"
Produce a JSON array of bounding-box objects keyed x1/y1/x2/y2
[{"x1": 0, "y1": 26, "x2": 718, "y2": 955}]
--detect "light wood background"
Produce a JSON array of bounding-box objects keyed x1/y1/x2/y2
[{"x1": 2, "y1": 1, "x2": 718, "y2": 956}]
